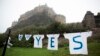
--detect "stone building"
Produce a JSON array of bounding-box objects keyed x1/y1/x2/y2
[
  {"x1": 82, "y1": 11, "x2": 100, "y2": 29},
  {"x1": 94, "y1": 13, "x2": 100, "y2": 27}
]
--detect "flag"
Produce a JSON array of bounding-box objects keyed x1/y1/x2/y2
[
  {"x1": 25, "y1": 34, "x2": 32, "y2": 41},
  {"x1": 18, "y1": 34, "x2": 23, "y2": 41}
]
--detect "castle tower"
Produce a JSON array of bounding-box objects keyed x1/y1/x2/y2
[{"x1": 82, "y1": 11, "x2": 96, "y2": 29}]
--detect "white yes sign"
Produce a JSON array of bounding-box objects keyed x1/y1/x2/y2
[{"x1": 18, "y1": 31, "x2": 92, "y2": 55}]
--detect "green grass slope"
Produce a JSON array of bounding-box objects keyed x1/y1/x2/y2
[{"x1": 0, "y1": 42, "x2": 100, "y2": 56}]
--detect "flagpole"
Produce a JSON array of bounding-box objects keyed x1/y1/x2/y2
[{"x1": 2, "y1": 28, "x2": 11, "y2": 56}]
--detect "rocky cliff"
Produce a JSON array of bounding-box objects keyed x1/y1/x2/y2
[{"x1": 11, "y1": 5, "x2": 66, "y2": 31}]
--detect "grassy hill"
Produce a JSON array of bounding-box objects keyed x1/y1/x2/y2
[{"x1": 0, "y1": 41, "x2": 100, "y2": 56}]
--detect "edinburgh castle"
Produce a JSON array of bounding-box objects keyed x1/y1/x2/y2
[
  {"x1": 12, "y1": 5, "x2": 66, "y2": 27},
  {"x1": 12, "y1": 5, "x2": 100, "y2": 31}
]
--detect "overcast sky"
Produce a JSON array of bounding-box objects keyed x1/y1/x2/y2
[{"x1": 0, "y1": 0, "x2": 100, "y2": 33}]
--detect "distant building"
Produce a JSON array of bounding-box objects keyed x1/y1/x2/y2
[
  {"x1": 13, "y1": 4, "x2": 66, "y2": 26},
  {"x1": 82, "y1": 11, "x2": 100, "y2": 29}
]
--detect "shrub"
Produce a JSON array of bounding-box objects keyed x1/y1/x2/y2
[
  {"x1": 10, "y1": 22, "x2": 88, "y2": 47},
  {"x1": 0, "y1": 33, "x2": 6, "y2": 47}
]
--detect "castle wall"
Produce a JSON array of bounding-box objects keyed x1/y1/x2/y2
[{"x1": 82, "y1": 11, "x2": 100, "y2": 28}]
